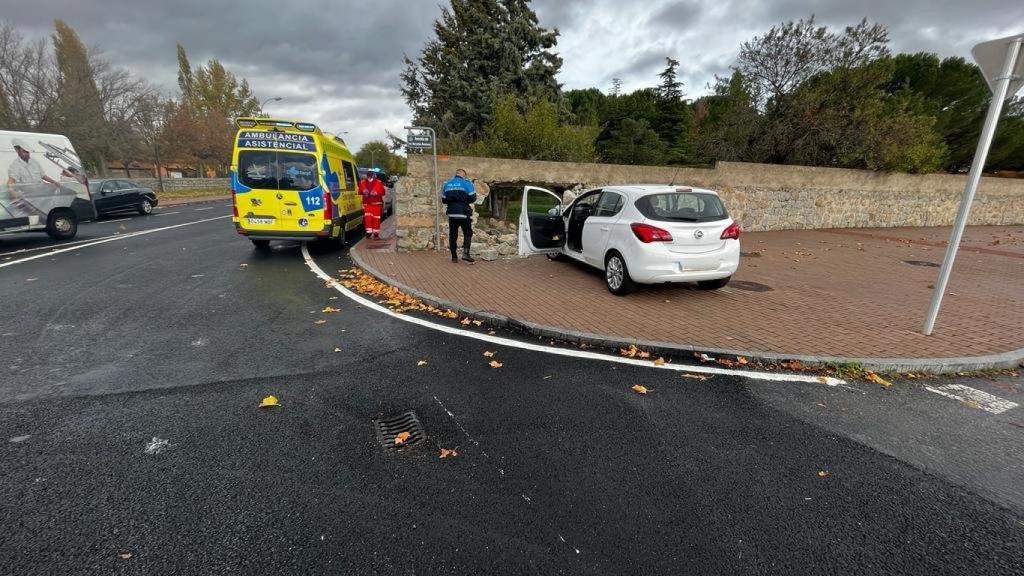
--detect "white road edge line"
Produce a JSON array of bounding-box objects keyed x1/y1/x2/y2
[
  {"x1": 301, "y1": 244, "x2": 847, "y2": 385},
  {"x1": 925, "y1": 384, "x2": 1018, "y2": 414},
  {"x1": 193, "y1": 207, "x2": 215, "y2": 211},
  {"x1": 153, "y1": 211, "x2": 181, "y2": 217},
  {"x1": 0, "y1": 215, "x2": 231, "y2": 269},
  {"x1": 1, "y1": 235, "x2": 112, "y2": 257}
]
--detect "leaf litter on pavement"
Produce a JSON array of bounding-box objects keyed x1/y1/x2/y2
[{"x1": 631, "y1": 384, "x2": 650, "y2": 395}]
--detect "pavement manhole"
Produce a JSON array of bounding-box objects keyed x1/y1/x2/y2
[
  {"x1": 373, "y1": 411, "x2": 425, "y2": 452},
  {"x1": 730, "y1": 280, "x2": 774, "y2": 292},
  {"x1": 904, "y1": 260, "x2": 940, "y2": 268}
]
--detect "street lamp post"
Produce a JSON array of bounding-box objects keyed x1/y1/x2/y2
[
  {"x1": 260, "y1": 96, "x2": 282, "y2": 115},
  {"x1": 923, "y1": 33, "x2": 1024, "y2": 335}
]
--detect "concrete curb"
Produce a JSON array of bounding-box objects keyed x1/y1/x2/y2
[{"x1": 349, "y1": 246, "x2": 1024, "y2": 374}]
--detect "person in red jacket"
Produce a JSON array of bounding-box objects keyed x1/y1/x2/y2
[{"x1": 358, "y1": 170, "x2": 386, "y2": 238}]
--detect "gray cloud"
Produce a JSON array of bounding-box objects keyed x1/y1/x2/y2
[{"x1": 1, "y1": 0, "x2": 1017, "y2": 149}]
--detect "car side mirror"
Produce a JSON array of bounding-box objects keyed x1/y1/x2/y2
[{"x1": 547, "y1": 206, "x2": 562, "y2": 217}]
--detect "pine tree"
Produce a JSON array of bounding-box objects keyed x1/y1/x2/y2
[
  {"x1": 51, "y1": 19, "x2": 107, "y2": 172},
  {"x1": 401, "y1": 0, "x2": 562, "y2": 142},
  {"x1": 610, "y1": 78, "x2": 622, "y2": 97},
  {"x1": 654, "y1": 57, "x2": 694, "y2": 164}
]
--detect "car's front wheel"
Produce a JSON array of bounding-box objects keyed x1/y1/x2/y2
[
  {"x1": 45, "y1": 210, "x2": 77, "y2": 240},
  {"x1": 138, "y1": 198, "x2": 154, "y2": 215},
  {"x1": 604, "y1": 251, "x2": 636, "y2": 296},
  {"x1": 697, "y1": 276, "x2": 731, "y2": 290}
]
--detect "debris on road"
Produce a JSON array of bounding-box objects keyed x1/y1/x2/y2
[
  {"x1": 417, "y1": 360, "x2": 428, "y2": 366},
  {"x1": 258, "y1": 395, "x2": 280, "y2": 409},
  {"x1": 865, "y1": 371, "x2": 893, "y2": 389},
  {"x1": 818, "y1": 470, "x2": 830, "y2": 478},
  {"x1": 440, "y1": 448, "x2": 459, "y2": 458},
  {"x1": 483, "y1": 351, "x2": 495, "y2": 357},
  {"x1": 631, "y1": 384, "x2": 650, "y2": 395},
  {"x1": 322, "y1": 306, "x2": 340, "y2": 313},
  {"x1": 394, "y1": 431, "x2": 412, "y2": 445},
  {"x1": 144, "y1": 437, "x2": 170, "y2": 455},
  {"x1": 681, "y1": 374, "x2": 709, "y2": 381},
  {"x1": 489, "y1": 360, "x2": 503, "y2": 369}
]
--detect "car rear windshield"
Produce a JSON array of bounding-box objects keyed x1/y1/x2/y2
[
  {"x1": 238, "y1": 151, "x2": 319, "y2": 191},
  {"x1": 635, "y1": 192, "x2": 728, "y2": 222}
]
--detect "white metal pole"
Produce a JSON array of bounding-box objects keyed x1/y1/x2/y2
[
  {"x1": 923, "y1": 38, "x2": 1022, "y2": 335},
  {"x1": 430, "y1": 128, "x2": 440, "y2": 252}
]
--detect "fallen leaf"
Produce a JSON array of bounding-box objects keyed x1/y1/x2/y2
[
  {"x1": 638, "y1": 351, "x2": 652, "y2": 359},
  {"x1": 961, "y1": 399, "x2": 982, "y2": 410},
  {"x1": 439, "y1": 447, "x2": 459, "y2": 458},
  {"x1": 444, "y1": 310, "x2": 459, "y2": 319},
  {"x1": 417, "y1": 360, "x2": 428, "y2": 366},
  {"x1": 780, "y1": 359, "x2": 804, "y2": 370},
  {"x1": 489, "y1": 360, "x2": 503, "y2": 369},
  {"x1": 487, "y1": 330, "x2": 496, "y2": 335},
  {"x1": 118, "y1": 552, "x2": 132, "y2": 560},
  {"x1": 259, "y1": 395, "x2": 280, "y2": 408},
  {"x1": 736, "y1": 356, "x2": 749, "y2": 366},
  {"x1": 334, "y1": 347, "x2": 342, "y2": 353},
  {"x1": 472, "y1": 320, "x2": 483, "y2": 326},
  {"x1": 620, "y1": 345, "x2": 639, "y2": 358},
  {"x1": 483, "y1": 351, "x2": 496, "y2": 357},
  {"x1": 322, "y1": 306, "x2": 341, "y2": 313},
  {"x1": 865, "y1": 371, "x2": 892, "y2": 389},
  {"x1": 816, "y1": 376, "x2": 829, "y2": 385},
  {"x1": 314, "y1": 320, "x2": 327, "y2": 325},
  {"x1": 681, "y1": 373, "x2": 709, "y2": 381},
  {"x1": 631, "y1": 384, "x2": 650, "y2": 395},
  {"x1": 394, "y1": 431, "x2": 411, "y2": 445},
  {"x1": 653, "y1": 357, "x2": 666, "y2": 366},
  {"x1": 818, "y1": 470, "x2": 830, "y2": 478},
  {"x1": 460, "y1": 318, "x2": 472, "y2": 326}
]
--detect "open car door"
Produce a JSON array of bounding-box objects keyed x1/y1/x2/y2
[{"x1": 518, "y1": 185, "x2": 565, "y2": 256}]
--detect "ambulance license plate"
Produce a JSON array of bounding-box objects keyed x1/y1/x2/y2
[{"x1": 246, "y1": 217, "x2": 275, "y2": 225}]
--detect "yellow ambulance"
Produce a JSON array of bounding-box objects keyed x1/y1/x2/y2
[{"x1": 231, "y1": 118, "x2": 363, "y2": 249}]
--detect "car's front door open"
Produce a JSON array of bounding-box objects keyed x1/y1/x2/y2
[{"x1": 518, "y1": 185, "x2": 565, "y2": 256}]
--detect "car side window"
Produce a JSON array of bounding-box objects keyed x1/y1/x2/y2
[
  {"x1": 572, "y1": 191, "x2": 600, "y2": 214},
  {"x1": 594, "y1": 192, "x2": 624, "y2": 217},
  {"x1": 116, "y1": 181, "x2": 134, "y2": 190},
  {"x1": 342, "y1": 162, "x2": 357, "y2": 190},
  {"x1": 101, "y1": 182, "x2": 115, "y2": 193}
]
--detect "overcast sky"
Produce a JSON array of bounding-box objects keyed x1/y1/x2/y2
[{"x1": 2, "y1": 0, "x2": 1021, "y2": 150}]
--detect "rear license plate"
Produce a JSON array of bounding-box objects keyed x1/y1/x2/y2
[{"x1": 246, "y1": 217, "x2": 275, "y2": 225}]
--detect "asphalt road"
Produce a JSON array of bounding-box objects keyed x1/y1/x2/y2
[{"x1": 1, "y1": 201, "x2": 1022, "y2": 575}]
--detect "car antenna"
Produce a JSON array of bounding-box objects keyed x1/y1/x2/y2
[{"x1": 668, "y1": 167, "x2": 681, "y2": 187}]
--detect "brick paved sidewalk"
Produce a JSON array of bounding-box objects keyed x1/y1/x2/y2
[{"x1": 353, "y1": 226, "x2": 1024, "y2": 361}]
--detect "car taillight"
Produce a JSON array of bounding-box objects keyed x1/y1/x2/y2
[
  {"x1": 720, "y1": 221, "x2": 741, "y2": 240},
  {"x1": 323, "y1": 190, "x2": 333, "y2": 221},
  {"x1": 630, "y1": 223, "x2": 673, "y2": 243},
  {"x1": 232, "y1": 190, "x2": 239, "y2": 217}
]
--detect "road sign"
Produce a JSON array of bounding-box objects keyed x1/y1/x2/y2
[
  {"x1": 407, "y1": 132, "x2": 434, "y2": 150},
  {"x1": 972, "y1": 33, "x2": 1024, "y2": 99}
]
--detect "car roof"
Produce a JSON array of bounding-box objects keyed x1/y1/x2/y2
[{"x1": 604, "y1": 185, "x2": 720, "y2": 198}]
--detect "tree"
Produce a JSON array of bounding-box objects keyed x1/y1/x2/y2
[
  {"x1": 654, "y1": 57, "x2": 694, "y2": 164},
  {"x1": 401, "y1": 0, "x2": 562, "y2": 143},
  {"x1": 471, "y1": 94, "x2": 598, "y2": 162},
  {"x1": 563, "y1": 87, "x2": 606, "y2": 126},
  {"x1": 694, "y1": 71, "x2": 762, "y2": 163},
  {"x1": 599, "y1": 118, "x2": 665, "y2": 165},
  {"x1": 51, "y1": 19, "x2": 107, "y2": 172},
  {"x1": 610, "y1": 77, "x2": 622, "y2": 97},
  {"x1": 356, "y1": 140, "x2": 406, "y2": 174},
  {"x1": 0, "y1": 22, "x2": 57, "y2": 130}
]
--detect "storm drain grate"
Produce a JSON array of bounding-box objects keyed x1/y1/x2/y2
[
  {"x1": 373, "y1": 411, "x2": 426, "y2": 452},
  {"x1": 904, "y1": 260, "x2": 941, "y2": 268},
  {"x1": 730, "y1": 280, "x2": 774, "y2": 292}
]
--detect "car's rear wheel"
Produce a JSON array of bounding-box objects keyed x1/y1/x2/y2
[
  {"x1": 604, "y1": 251, "x2": 635, "y2": 296},
  {"x1": 251, "y1": 239, "x2": 271, "y2": 251},
  {"x1": 45, "y1": 210, "x2": 77, "y2": 240},
  {"x1": 697, "y1": 276, "x2": 731, "y2": 290},
  {"x1": 138, "y1": 198, "x2": 154, "y2": 215}
]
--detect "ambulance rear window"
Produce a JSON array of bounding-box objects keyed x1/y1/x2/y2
[{"x1": 238, "y1": 151, "x2": 318, "y2": 191}]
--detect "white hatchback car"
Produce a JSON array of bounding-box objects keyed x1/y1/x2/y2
[{"x1": 518, "y1": 185, "x2": 741, "y2": 295}]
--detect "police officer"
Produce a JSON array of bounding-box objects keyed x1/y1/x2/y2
[{"x1": 440, "y1": 168, "x2": 476, "y2": 263}]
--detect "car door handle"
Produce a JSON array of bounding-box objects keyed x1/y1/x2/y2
[{"x1": 599, "y1": 226, "x2": 610, "y2": 232}]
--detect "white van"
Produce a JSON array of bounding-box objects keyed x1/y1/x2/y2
[{"x1": 0, "y1": 130, "x2": 96, "y2": 240}]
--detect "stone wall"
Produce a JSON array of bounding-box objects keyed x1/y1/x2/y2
[
  {"x1": 394, "y1": 155, "x2": 1024, "y2": 254},
  {"x1": 133, "y1": 177, "x2": 229, "y2": 193}
]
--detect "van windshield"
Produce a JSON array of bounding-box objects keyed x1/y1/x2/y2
[{"x1": 238, "y1": 151, "x2": 319, "y2": 191}]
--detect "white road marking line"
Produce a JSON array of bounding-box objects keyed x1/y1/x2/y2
[
  {"x1": 153, "y1": 211, "x2": 181, "y2": 217},
  {"x1": 301, "y1": 244, "x2": 847, "y2": 385},
  {"x1": 0, "y1": 215, "x2": 230, "y2": 269},
  {"x1": 91, "y1": 217, "x2": 131, "y2": 224},
  {"x1": 0, "y1": 236, "x2": 110, "y2": 257},
  {"x1": 925, "y1": 384, "x2": 1018, "y2": 414},
  {"x1": 193, "y1": 207, "x2": 215, "y2": 211}
]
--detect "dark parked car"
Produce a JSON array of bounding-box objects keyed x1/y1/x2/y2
[{"x1": 88, "y1": 179, "x2": 159, "y2": 217}]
